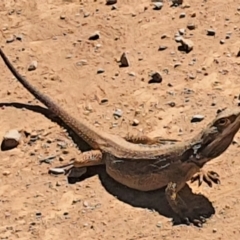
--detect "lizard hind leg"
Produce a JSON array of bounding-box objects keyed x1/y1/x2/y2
[
  {"x1": 50, "y1": 150, "x2": 104, "y2": 176},
  {"x1": 165, "y1": 182, "x2": 207, "y2": 227},
  {"x1": 124, "y1": 134, "x2": 179, "y2": 145}
]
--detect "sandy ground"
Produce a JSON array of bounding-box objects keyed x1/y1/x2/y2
[{"x1": 0, "y1": 0, "x2": 240, "y2": 239}]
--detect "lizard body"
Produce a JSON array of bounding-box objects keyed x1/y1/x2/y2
[{"x1": 1, "y1": 48, "x2": 240, "y2": 226}]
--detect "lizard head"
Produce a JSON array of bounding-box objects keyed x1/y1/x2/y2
[{"x1": 193, "y1": 107, "x2": 240, "y2": 165}]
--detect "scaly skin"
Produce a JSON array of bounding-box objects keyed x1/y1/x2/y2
[{"x1": 1, "y1": 47, "x2": 240, "y2": 227}]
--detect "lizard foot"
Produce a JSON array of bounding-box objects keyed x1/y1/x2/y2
[
  {"x1": 191, "y1": 170, "x2": 220, "y2": 187},
  {"x1": 166, "y1": 182, "x2": 207, "y2": 227},
  {"x1": 181, "y1": 214, "x2": 206, "y2": 227}
]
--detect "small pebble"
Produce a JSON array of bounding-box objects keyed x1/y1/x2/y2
[
  {"x1": 6, "y1": 35, "x2": 15, "y2": 43},
  {"x1": 149, "y1": 72, "x2": 162, "y2": 84},
  {"x1": 191, "y1": 115, "x2": 205, "y2": 123},
  {"x1": 187, "y1": 23, "x2": 196, "y2": 30},
  {"x1": 167, "y1": 102, "x2": 176, "y2": 107},
  {"x1": 128, "y1": 72, "x2": 135, "y2": 77},
  {"x1": 113, "y1": 109, "x2": 123, "y2": 118},
  {"x1": 111, "y1": 5, "x2": 117, "y2": 10},
  {"x1": 220, "y1": 39, "x2": 225, "y2": 44},
  {"x1": 120, "y1": 52, "x2": 130, "y2": 67},
  {"x1": 179, "y1": 12, "x2": 186, "y2": 18},
  {"x1": 3, "y1": 171, "x2": 11, "y2": 176},
  {"x1": 158, "y1": 45, "x2": 168, "y2": 51},
  {"x1": 84, "y1": 12, "x2": 90, "y2": 18},
  {"x1": 106, "y1": 0, "x2": 117, "y2": 5},
  {"x1": 174, "y1": 62, "x2": 181, "y2": 68},
  {"x1": 56, "y1": 181, "x2": 61, "y2": 187},
  {"x1": 175, "y1": 36, "x2": 183, "y2": 42},
  {"x1": 156, "y1": 222, "x2": 162, "y2": 228},
  {"x1": 97, "y1": 68, "x2": 105, "y2": 74},
  {"x1": 178, "y1": 28, "x2": 185, "y2": 35},
  {"x1": 76, "y1": 60, "x2": 88, "y2": 66},
  {"x1": 15, "y1": 34, "x2": 23, "y2": 41},
  {"x1": 207, "y1": 29, "x2": 216, "y2": 36},
  {"x1": 153, "y1": 2, "x2": 163, "y2": 10},
  {"x1": 89, "y1": 31, "x2": 100, "y2": 40},
  {"x1": 237, "y1": 49, "x2": 240, "y2": 57},
  {"x1": 172, "y1": 0, "x2": 183, "y2": 5},
  {"x1": 60, "y1": 15, "x2": 65, "y2": 20},
  {"x1": 132, "y1": 119, "x2": 140, "y2": 126},
  {"x1": 100, "y1": 98, "x2": 109, "y2": 104},
  {"x1": 225, "y1": 32, "x2": 232, "y2": 39},
  {"x1": 28, "y1": 61, "x2": 38, "y2": 71}
]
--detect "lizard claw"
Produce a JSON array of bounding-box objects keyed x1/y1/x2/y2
[
  {"x1": 180, "y1": 214, "x2": 206, "y2": 227},
  {"x1": 191, "y1": 170, "x2": 220, "y2": 187}
]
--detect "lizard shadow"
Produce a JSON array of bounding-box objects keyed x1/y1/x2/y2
[
  {"x1": 71, "y1": 166, "x2": 215, "y2": 225},
  {"x1": 0, "y1": 102, "x2": 215, "y2": 225},
  {"x1": 0, "y1": 102, "x2": 92, "y2": 152}
]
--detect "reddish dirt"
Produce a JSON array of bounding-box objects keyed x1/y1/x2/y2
[{"x1": 0, "y1": 0, "x2": 240, "y2": 239}]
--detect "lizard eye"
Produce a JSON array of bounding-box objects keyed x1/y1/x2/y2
[{"x1": 217, "y1": 118, "x2": 228, "y2": 126}]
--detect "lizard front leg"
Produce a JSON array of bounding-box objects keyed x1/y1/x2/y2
[
  {"x1": 165, "y1": 181, "x2": 206, "y2": 227},
  {"x1": 191, "y1": 170, "x2": 220, "y2": 187}
]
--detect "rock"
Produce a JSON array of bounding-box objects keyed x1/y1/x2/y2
[
  {"x1": 179, "y1": 12, "x2": 186, "y2": 18},
  {"x1": 128, "y1": 72, "x2": 135, "y2": 77},
  {"x1": 120, "y1": 52, "x2": 130, "y2": 67},
  {"x1": 132, "y1": 119, "x2": 140, "y2": 126},
  {"x1": 237, "y1": 49, "x2": 240, "y2": 57},
  {"x1": 97, "y1": 68, "x2": 105, "y2": 74},
  {"x1": 6, "y1": 35, "x2": 15, "y2": 43},
  {"x1": 179, "y1": 38, "x2": 194, "y2": 53},
  {"x1": 191, "y1": 12, "x2": 196, "y2": 17},
  {"x1": 175, "y1": 36, "x2": 183, "y2": 42},
  {"x1": 76, "y1": 59, "x2": 88, "y2": 66},
  {"x1": 207, "y1": 29, "x2": 216, "y2": 36},
  {"x1": 89, "y1": 31, "x2": 100, "y2": 40},
  {"x1": 84, "y1": 12, "x2": 90, "y2": 18},
  {"x1": 226, "y1": 32, "x2": 232, "y2": 39},
  {"x1": 15, "y1": 34, "x2": 23, "y2": 41},
  {"x1": 113, "y1": 109, "x2": 123, "y2": 118},
  {"x1": 187, "y1": 23, "x2": 196, "y2": 30},
  {"x1": 148, "y1": 72, "x2": 162, "y2": 84},
  {"x1": 1, "y1": 129, "x2": 21, "y2": 150},
  {"x1": 111, "y1": 5, "x2": 117, "y2": 10},
  {"x1": 83, "y1": 201, "x2": 89, "y2": 207},
  {"x1": 28, "y1": 61, "x2": 38, "y2": 71},
  {"x1": 167, "y1": 102, "x2": 176, "y2": 107},
  {"x1": 220, "y1": 39, "x2": 225, "y2": 44},
  {"x1": 3, "y1": 171, "x2": 11, "y2": 176},
  {"x1": 153, "y1": 2, "x2": 163, "y2": 10},
  {"x1": 178, "y1": 28, "x2": 185, "y2": 35},
  {"x1": 172, "y1": 0, "x2": 183, "y2": 5},
  {"x1": 100, "y1": 98, "x2": 109, "y2": 104},
  {"x1": 158, "y1": 45, "x2": 168, "y2": 51},
  {"x1": 106, "y1": 0, "x2": 117, "y2": 5},
  {"x1": 174, "y1": 62, "x2": 181, "y2": 68},
  {"x1": 191, "y1": 115, "x2": 205, "y2": 123},
  {"x1": 60, "y1": 15, "x2": 66, "y2": 20}
]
